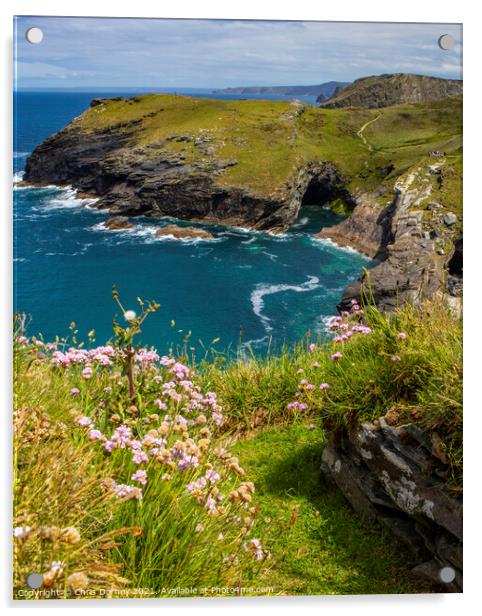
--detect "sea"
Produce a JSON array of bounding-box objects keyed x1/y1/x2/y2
[{"x1": 13, "y1": 89, "x2": 373, "y2": 355}]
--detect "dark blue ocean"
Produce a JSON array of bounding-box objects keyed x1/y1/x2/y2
[{"x1": 14, "y1": 90, "x2": 372, "y2": 355}]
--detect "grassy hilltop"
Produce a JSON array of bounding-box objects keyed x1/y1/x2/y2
[{"x1": 76, "y1": 93, "x2": 462, "y2": 207}]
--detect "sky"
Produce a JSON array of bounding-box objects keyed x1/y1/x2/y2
[{"x1": 14, "y1": 16, "x2": 462, "y2": 90}]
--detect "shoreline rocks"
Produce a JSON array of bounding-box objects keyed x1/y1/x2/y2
[{"x1": 104, "y1": 216, "x2": 134, "y2": 230}]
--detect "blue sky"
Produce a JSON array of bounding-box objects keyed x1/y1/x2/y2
[{"x1": 14, "y1": 17, "x2": 462, "y2": 89}]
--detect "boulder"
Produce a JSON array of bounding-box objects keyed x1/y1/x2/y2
[
  {"x1": 443, "y1": 212, "x2": 458, "y2": 226},
  {"x1": 321, "y1": 418, "x2": 462, "y2": 591},
  {"x1": 104, "y1": 216, "x2": 133, "y2": 230},
  {"x1": 155, "y1": 225, "x2": 214, "y2": 240}
]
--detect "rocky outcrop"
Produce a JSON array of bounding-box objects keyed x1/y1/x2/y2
[
  {"x1": 24, "y1": 123, "x2": 352, "y2": 234},
  {"x1": 323, "y1": 74, "x2": 462, "y2": 109},
  {"x1": 318, "y1": 197, "x2": 392, "y2": 259},
  {"x1": 214, "y1": 81, "x2": 349, "y2": 99},
  {"x1": 320, "y1": 164, "x2": 461, "y2": 312},
  {"x1": 155, "y1": 225, "x2": 214, "y2": 240},
  {"x1": 321, "y1": 418, "x2": 462, "y2": 592}
]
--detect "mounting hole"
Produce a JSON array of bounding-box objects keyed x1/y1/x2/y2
[
  {"x1": 25, "y1": 572, "x2": 43, "y2": 589},
  {"x1": 439, "y1": 566, "x2": 456, "y2": 583},
  {"x1": 25, "y1": 27, "x2": 44, "y2": 45},
  {"x1": 438, "y1": 34, "x2": 455, "y2": 50}
]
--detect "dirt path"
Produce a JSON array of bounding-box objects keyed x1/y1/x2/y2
[{"x1": 357, "y1": 112, "x2": 382, "y2": 152}]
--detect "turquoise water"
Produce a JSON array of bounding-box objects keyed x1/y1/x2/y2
[{"x1": 14, "y1": 91, "x2": 372, "y2": 354}]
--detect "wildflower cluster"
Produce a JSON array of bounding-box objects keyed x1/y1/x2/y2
[
  {"x1": 286, "y1": 301, "x2": 373, "y2": 415},
  {"x1": 71, "y1": 350, "x2": 266, "y2": 563}
]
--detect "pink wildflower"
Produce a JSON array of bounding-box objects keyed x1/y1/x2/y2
[
  {"x1": 391, "y1": 355, "x2": 401, "y2": 362},
  {"x1": 309, "y1": 343, "x2": 316, "y2": 352},
  {"x1": 319, "y1": 383, "x2": 330, "y2": 391},
  {"x1": 397, "y1": 332, "x2": 407, "y2": 340},
  {"x1": 331, "y1": 351, "x2": 343, "y2": 361},
  {"x1": 103, "y1": 440, "x2": 116, "y2": 453},
  {"x1": 76, "y1": 416, "x2": 93, "y2": 428},
  {"x1": 82, "y1": 366, "x2": 93, "y2": 380},
  {"x1": 88, "y1": 429, "x2": 104, "y2": 441},
  {"x1": 131, "y1": 470, "x2": 147, "y2": 485},
  {"x1": 70, "y1": 387, "x2": 80, "y2": 397}
]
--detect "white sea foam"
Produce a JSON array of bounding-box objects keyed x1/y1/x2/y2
[
  {"x1": 250, "y1": 275, "x2": 320, "y2": 333},
  {"x1": 314, "y1": 314, "x2": 336, "y2": 334},
  {"x1": 240, "y1": 335, "x2": 270, "y2": 355},
  {"x1": 291, "y1": 216, "x2": 309, "y2": 229},
  {"x1": 261, "y1": 251, "x2": 278, "y2": 262},
  {"x1": 13, "y1": 171, "x2": 25, "y2": 184}
]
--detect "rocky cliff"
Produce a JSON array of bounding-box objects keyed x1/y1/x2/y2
[
  {"x1": 323, "y1": 74, "x2": 462, "y2": 109},
  {"x1": 213, "y1": 81, "x2": 349, "y2": 99},
  {"x1": 319, "y1": 158, "x2": 462, "y2": 312}
]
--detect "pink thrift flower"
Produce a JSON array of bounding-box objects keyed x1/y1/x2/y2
[
  {"x1": 319, "y1": 383, "x2": 330, "y2": 391},
  {"x1": 312, "y1": 362, "x2": 320, "y2": 369},
  {"x1": 132, "y1": 449, "x2": 149, "y2": 465},
  {"x1": 397, "y1": 332, "x2": 407, "y2": 340},
  {"x1": 76, "y1": 416, "x2": 93, "y2": 428},
  {"x1": 82, "y1": 366, "x2": 93, "y2": 380},
  {"x1": 331, "y1": 351, "x2": 343, "y2": 361},
  {"x1": 309, "y1": 343, "x2": 316, "y2": 352},
  {"x1": 70, "y1": 387, "x2": 80, "y2": 397},
  {"x1": 131, "y1": 470, "x2": 147, "y2": 485},
  {"x1": 205, "y1": 469, "x2": 220, "y2": 484},
  {"x1": 391, "y1": 355, "x2": 401, "y2": 362},
  {"x1": 88, "y1": 429, "x2": 104, "y2": 441},
  {"x1": 103, "y1": 440, "x2": 116, "y2": 453}
]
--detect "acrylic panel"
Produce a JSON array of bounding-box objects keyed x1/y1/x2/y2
[{"x1": 13, "y1": 16, "x2": 462, "y2": 599}]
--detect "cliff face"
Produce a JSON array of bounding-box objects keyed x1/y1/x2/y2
[
  {"x1": 319, "y1": 160, "x2": 462, "y2": 312},
  {"x1": 24, "y1": 125, "x2": 350, "y2": 232},
  {"x1": 323, "y1": 74, "x2": 462, "y2": 109}
]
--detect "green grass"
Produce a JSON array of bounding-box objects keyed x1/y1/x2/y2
[{"x1": 232, "y1": 424, "x2": 433, "y2": 594}]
